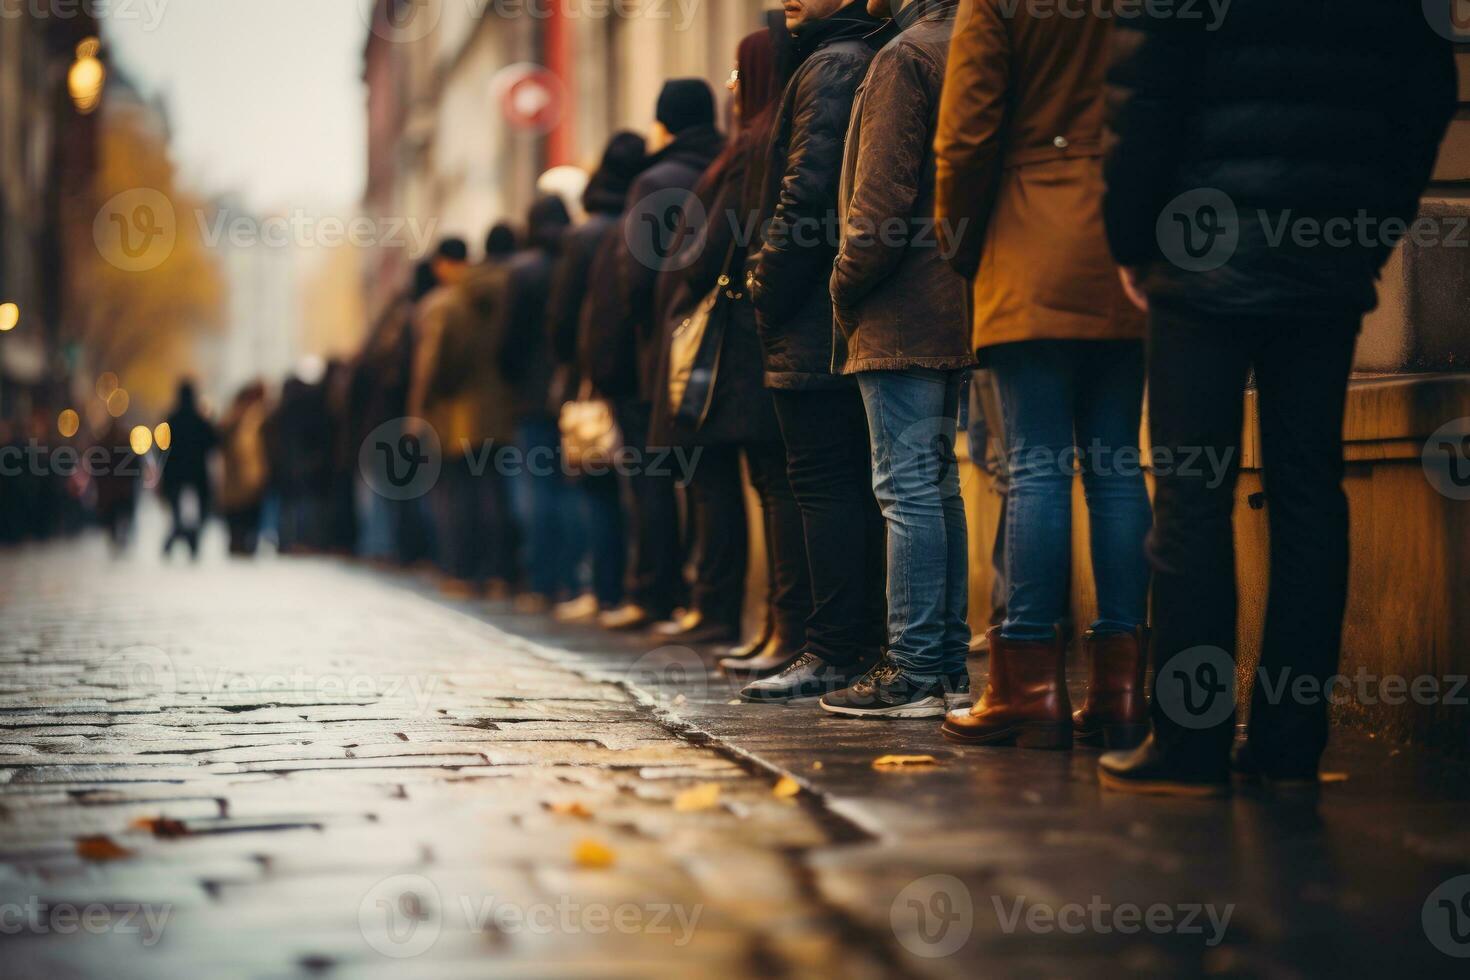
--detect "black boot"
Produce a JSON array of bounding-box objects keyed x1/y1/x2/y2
[{"x1": 1098, "y1": 733, "x2": 1230, "y2": 797}]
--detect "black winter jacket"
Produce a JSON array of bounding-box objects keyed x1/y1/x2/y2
[
  {"x1": 750, "y1": 2, "x2": 892, "y2": 389},
  {"x1": 547, "y1": 190, "x2": 623, "y2": 410},
  {"x1": 1103, "y1": 0, "x2": 1457, "y2": 322},
  {"x1": 611, "y1": 125, "x2": 726, "y2": 403},
  {"x1": 500, "y1": 200, "x2": 571, "y2": 420}
]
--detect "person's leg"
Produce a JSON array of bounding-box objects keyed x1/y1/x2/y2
[
  {"x1": 856, "y1": 368, "x2": 965, "y2": 682},
  {"x1": 743, "y1": 440, "x2": 812, "y2": 652},
  {"x1": 1139, "y1": 312, "x2": 1253, "y2": 767},
  {"x1": 583, "y1": 473, "x2": 626, "y2": 608},
  {"x1": 611, "y1": 401, "x2": 680, "y2": 620},
  {"x1": 771, "y1": 387, "x2": 883, "y2": 668},
  {"x1": 937, "y1": 371, "x2": 972, "y2": 680},
  {"x1": 988, "y1": 342, "x2": 1077, "y2": 642},
  {"x1": 1248, "y1": 323, "x2": 1358, "y2": 775},
  {"x1": 1073, "y1": 340, "x2": 1152, "y2": 635},
  {"x1": 687, "y1": 445, "x2": 746, "y2": 631},
  {"x1": 972, "y1": 370, "x2": 1009, "y2": 631}
]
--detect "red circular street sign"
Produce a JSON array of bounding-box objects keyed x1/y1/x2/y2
[{"x1": 495, "y1": 64, "x2": 565, "y2": 133}]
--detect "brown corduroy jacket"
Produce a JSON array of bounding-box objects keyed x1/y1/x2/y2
[{"x1": 934, "y1": 0, "x2": 1143, "y2": 357}]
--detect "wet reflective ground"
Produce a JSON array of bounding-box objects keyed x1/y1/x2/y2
[{"x1": 1, "y1": 535, "x2": 1467, "y2": 978}]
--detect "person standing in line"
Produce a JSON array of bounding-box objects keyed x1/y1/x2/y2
[
  {"x1": 406, "y1": 237, "x2": 473, "y2": 587},
  {"x1": 594, "y1": 80, "x2": 725, "y2": 632},
  {"x1": 499, "y1": 195, "x2": 576, "y2": 612},
  {"x1": 218, "y1": 381, "x2": 270, "y2": 557},
  {"x1": 738, "y1": 0, "x2": 894, "y2": 704},
  {"x1": 818, "y1": 0, "x2": 975, "y2": 719},
  {"x1": 1097, "y1": 2, "x2": 1455, "y2": 795},
  {"x1": 546, "y1": 132, "x2": 649, "y2": 622},
  {"x1": 934, "y1": 0, "x2": 1152, "y2": 751}
]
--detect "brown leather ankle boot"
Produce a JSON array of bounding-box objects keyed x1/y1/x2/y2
[
  {"x1": 941, "y1": 627, "x2": 1072, "y2": 749},
  {"x1": 1072, "y1": 627, "x2": 1149, "y2": 748}
]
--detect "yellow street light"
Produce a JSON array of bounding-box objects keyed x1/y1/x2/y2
[
  {"x1": 106, "y1": 387, "x2": 130, "y2": 418},
  {"x1": 58, "y1": 410, "x2": 81, "y2": 438},
  {"x1": 0, "y1": 302, "x2": 18, "y2": 332},
  {"x1": 129, "y1": 425, "x2": 153, "y2": 456},
  {"x1": 153, "y1": 422, "x2": 172, "y2": 452}
]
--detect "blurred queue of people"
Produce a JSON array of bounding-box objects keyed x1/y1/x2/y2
[{"x1": 5, "y1": 0, "x2": 1451, "y2": 800}]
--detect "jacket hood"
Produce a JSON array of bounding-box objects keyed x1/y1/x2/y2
[{"x1": 792, "y1": 0, "x2": 891, "y2": 60}]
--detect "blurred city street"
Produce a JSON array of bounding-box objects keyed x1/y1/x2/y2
[{"x1": 2, "y1": 515, "x2": 1469, "y2": 978}]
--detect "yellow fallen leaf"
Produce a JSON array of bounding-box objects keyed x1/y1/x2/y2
[
  {"x1": 1318, "y1": 772, "x2": 1349, "y2": 784},
  {"x1": 811, "y1": 761, "x2": 823, "y2": 771},
  {"x1": 673, "y1": 782, "x2": 722, "y2": 812},
  {"x1": 773, "y1": 776, "x2": 800, "y2": 799},
  {"x1": 872, "y1": 754, "x2": 939, "y2": 769},
  {"x1": 573, "y1": 838, "x2": 616, "y2": 868},
  {"x1": 76, "y1": 835, "x2": 133, "y2": 861},
  {"x1": 546, "y1": 801, "x2": 594, "y2": 820}
]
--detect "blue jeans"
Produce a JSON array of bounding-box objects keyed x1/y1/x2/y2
[
  {"x1": 857, "y1": 368, "x2": 971, "y2": 682},
  {"x1": 988, "y1": 340, "x2": 1151, "y2": 642},
  {"x1": 512, "y1": 416, "x2": 582, "y2": 599}
]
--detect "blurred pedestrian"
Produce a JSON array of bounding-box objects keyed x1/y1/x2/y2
[
  {"x1": 218, "y1": 381, "x2": 270, "y2": 556},
  {"x1": 92, "y1": 417, "x2": 140, "y2": 553},
  {"x1": 499, "y1": 195, "x2": 575, "y2": 612},
  {"x1": 547, "y1": 132, "x2": 648, "y2": 622},
  {"x1": 160, "y1": 380, "x2": 217, "y2": 560},
  {"x1": 935, "y1": 0, "x2": 1152, "y2": 752},
  {"x1": 739, "y1": 0, "x2": 892, "y2": 704},
  {"x1": 407, "y1": 238, "x2": 472, "y2": 585},
  {"x1": 1096, "y1": 2, "x2": 1456, "y2": 794},
  {"x1": 820, "y1": 0, "x2": 975, "y2": 719},
  {"x1": 596, "y1": 79, "x2": 725, "y2": 631}
]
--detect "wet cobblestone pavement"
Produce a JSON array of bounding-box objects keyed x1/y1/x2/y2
[{"x1": 3, "y1": 539, "x2": 1470, "y2": 978}]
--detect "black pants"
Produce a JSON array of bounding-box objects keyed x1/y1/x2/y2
[
  {"x1": 745, "y1": 440, "x2": 812, "y2": 647},
  {"x1": 442, "y1": 457, "x2": 512, "y2": 587},
  {"x1": 226, "y1": 505, "x2": 262, "y2": 556},
  {"x1": 617, "y1": 401, "x2": 685, "y2": 617},
  {"x1": 772, "y1": 387, "x2": 885, "y2": 667},
  {"x1": 687, "y1": 445, "x2": 747, "y2": 628},
  {"x1": 1147, "y1": 308, "x2": 1358, "y2": 771}
]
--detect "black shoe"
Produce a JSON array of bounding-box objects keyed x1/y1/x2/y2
[
  {"x1": 720, "y1": 645, "x2": 802, "y2": 680},
  {"x1": 1098, "y1": 733, "x2": 1230, "y2": 798},
  {"x1": 1231, "y1": 741, "x2": 1320, "y2": 790},
  {"x1": 739, "y1": 652, "x2": 870, "y2": 704},
  {"x1": 820, "y1": 657, "x2": 949, "y2": 719}
]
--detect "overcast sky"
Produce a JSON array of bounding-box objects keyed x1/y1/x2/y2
[{"x1": 103, "y1": 0, "x2": 372, "y2": 212}]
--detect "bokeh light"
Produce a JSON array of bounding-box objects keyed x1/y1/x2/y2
[
  {"x1": 57, "y1": 410, "x2": 80, "y2": 439},
  {"x1": 106, "y1": 388, "x2": 130, "y2": 418},
  {"x1": 68, "y1": 39, "x2": 105, "y2": 115},
  {"x1": 96, "y1": 372, "x2": 120, "y2": 400},
  {"x1": 0, "y1": 302, "x2": 18, "y2": 332},
  {"x1": 128, "y1": 425, "x2": 153, "y2": 456},
  {"x1": 153, "y1": 422, "x2": 172, "y2": 452}
]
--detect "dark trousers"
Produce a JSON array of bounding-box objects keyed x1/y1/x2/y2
[
  {"x1": 164, "y1": 480, "x2": 209, "y2": 558},
  {"x1": 687, "y1": 445, "x2": 747, "y2": 628},
  {"x1": 617, "y1": 401, "x2": 685, "y2": 617},
  {"x1": 745, "y1": 440, "x2": 812, "y2": 647},
  {"x1": 225, "y1": 505, "x2": 262, "y2": 556},
  {"x1": 580, "y1": 473, "x2": 626, "y2": 607},
  {"x1": 772, "y1": 387, "x2": 886, "y2": 667},
  {"x1": 1147, "y1": 308, "x2": 1358, "y2": 770},
  {"x1": 441, "y1": 456, "x2": 512, "y2": 587}
]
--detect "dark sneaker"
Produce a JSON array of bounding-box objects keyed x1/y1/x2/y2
[
  {"x1": 820, "y1": 658, "x2": 949, "y2": 719},
  {"x1": 1098, "y1": 734, "x2": 1230, "y2": 798},
  {"x1": 739, "y1": 652, "x2": 869, "y2": 704},
  {"x1": 943, "y1": 673, "x2": 972, "y2": 712}
]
